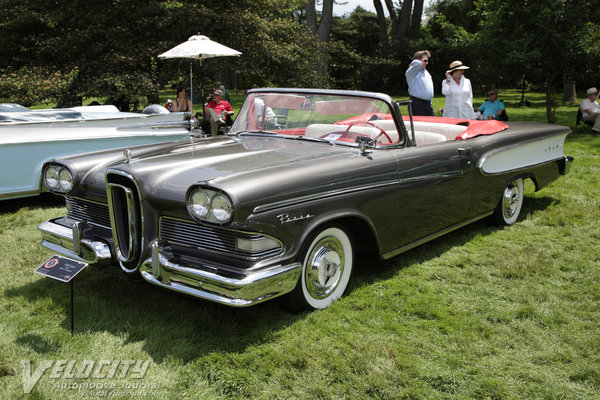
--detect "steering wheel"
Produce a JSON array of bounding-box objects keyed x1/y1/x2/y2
[{"x1": 344, "y1": 120, "x2": 393, "y2": 144}]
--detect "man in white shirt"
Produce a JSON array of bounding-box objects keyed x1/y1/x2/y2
[
  {"x1": 405, "y1": 50, "x2": 434, "y2": 116},
  {"x1": 580, "y1": 87, "x2": 600, "y2": 135}
]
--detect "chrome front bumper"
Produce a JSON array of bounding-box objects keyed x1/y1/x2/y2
[
  {"x1": 139, "y1": 240, "x2": 302, "y2": 307},
  {"x1": 39, "y1": 219, "x2": 112, "y2": 265},
  {"x1": 39, "y1": 219, "x2": 302, "y2": 307}
]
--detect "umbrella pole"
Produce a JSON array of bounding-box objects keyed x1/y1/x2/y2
[{"x1": 190, "y1": 61, "x2": 193, "y2": 113}]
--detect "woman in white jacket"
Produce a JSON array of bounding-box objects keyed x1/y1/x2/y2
[{"x1": 442, "y1": 61, "x2": 478, "y2": 119}]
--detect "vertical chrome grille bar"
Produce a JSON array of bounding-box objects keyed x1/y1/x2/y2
[{"x1": 107, "y1": 182, "x2": 140, "y2": 263}]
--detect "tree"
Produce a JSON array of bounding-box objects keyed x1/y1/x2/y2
[
  {"x1": 473, "y1": 0, "x2": 599, "y2": 122},
  {"x1": 0, "y1": 0, "x2": 328, "y2": 105},
  {"x1": 330, "y1": 7, "x2": 381, "y2": 58},
  {"x1": 205, "y1": 0, "x2": 327, "y2": 88},
  {"x1": 372, "y1": 0, "x2": 426, "y2": 56},
  {"x1": 305, "y1": 0, "x2": 334, "y2": 42},
  {"x1": 0, "y1": 0, "x2": 200, "y2": 107},
  {"x1": 329, "y1": 8, "x2": 390, "y2": 90}
]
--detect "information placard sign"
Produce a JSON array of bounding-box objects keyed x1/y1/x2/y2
[{"x1": 35, "y1": 255, "x2": 87, "y2": 283}]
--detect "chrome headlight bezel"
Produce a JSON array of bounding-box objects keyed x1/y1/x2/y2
[
  {"x1": 187, "y1": 187, "x2": 234, "y2": 225},
  {"x1": 43, "y1": 164, "x2": 75, "y2": 194}
]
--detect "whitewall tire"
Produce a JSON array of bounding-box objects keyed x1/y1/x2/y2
[
  {"x1": 494, "y1": 178, "x2": 524, "y2": 226},
  {"x1": 282, "y1": 225, "x2": 354, "y2": 312}
]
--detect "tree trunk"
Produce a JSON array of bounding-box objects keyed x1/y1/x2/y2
[
  {"x1": 305, "y1": 0, "x2": 317, "y2": 34},
  {"x1": 373, "y1": 0, "x2": 390, "y2": 55},
  {"x1": 305, "y1": 0, "x2": 332, "y2": 42},
  {"x1": 562, "y1": 73, "x2": 577, "y2": 102},
  {"x1": 317, "y1": 0, "x2": 334, "y2": 42},
  {"x1": 304, "y1": 1, "x2": 332, "y2": 78},
  {"x1": 409, "y1": 0, "x2": 424, "y2": 39},
  {"x1": 383, "y1": 0, "x2": 399, "y2": 38},
  {"x1": 398, "y1": 0, "x2": 413, "y2": 36}
]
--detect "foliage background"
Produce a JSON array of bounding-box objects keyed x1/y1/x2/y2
[{"x1": 1, "y1": 0, "x2": 598, "y2": 108}]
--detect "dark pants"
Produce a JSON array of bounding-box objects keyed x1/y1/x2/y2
[{"x1": 410, "y1": 97, "x2": 434, "y2": 117}]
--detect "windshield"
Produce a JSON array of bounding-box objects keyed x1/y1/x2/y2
[{"x1": 230, "y1": 91, "x2": 402, "y2": 146}]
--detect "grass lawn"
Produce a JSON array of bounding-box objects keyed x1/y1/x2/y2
[{"x1": 1, "y1": 90, "x2": 599, "y2": 399}]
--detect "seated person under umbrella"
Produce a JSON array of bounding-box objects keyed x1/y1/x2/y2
[
  {"x1": 205, "y1": 89, "x2": 234, "y2": 136},
  {"x1": 167, "y1": 86, "x2": 193, "y2": 113}
]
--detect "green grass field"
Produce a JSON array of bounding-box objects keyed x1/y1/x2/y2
[{"x1": 1, "y1": 90, "x2": 599, "y2": 399}]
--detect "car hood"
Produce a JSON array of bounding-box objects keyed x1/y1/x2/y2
[{"x1": 96, "y1": 135, "x2": 368, "y2": 204}]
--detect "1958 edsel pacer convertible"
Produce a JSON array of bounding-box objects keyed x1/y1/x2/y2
[{"x1": 38, "y1": 88, "x2": 573, "y2": 312}]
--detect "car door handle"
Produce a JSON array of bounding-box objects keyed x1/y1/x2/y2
[{"x1": 457, "y1": 147, "x2": 471, "y2": 156}]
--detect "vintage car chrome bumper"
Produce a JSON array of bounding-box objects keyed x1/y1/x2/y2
[
  {"x1": 561, "y1": 155, "x2": 574, "y2": 175},
  {"x1": 139, "y1": 240, "x2": 302, "y2": 307},
  {"x1": 38, "y1": 219, "x2": 113, "y2": 265},
  {"x1": 39, "y1": 219, "x2": 302, "y2": 307}
]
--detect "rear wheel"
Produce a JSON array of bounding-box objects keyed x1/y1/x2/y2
[
  {"x1": 282, "y1": 225, "x2": 354, "y2": 313},
  {"x1": 493, "y1": 178, "x2": 524, "y2": 226}
]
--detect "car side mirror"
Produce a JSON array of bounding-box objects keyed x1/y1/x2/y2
[{"x1": 355, "y1": 135, "x2": 376, "y2": 155}]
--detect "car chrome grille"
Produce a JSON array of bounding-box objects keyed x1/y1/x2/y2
[
  {"x1": 160, "y1": 217, "x2": 281, "y2": 259},
  {"x1": 106, "y1": 172, "x2": 142, "y2": 268},
  {"x1": 66, "y1": 198, "x2": 111, "y2": 228}
]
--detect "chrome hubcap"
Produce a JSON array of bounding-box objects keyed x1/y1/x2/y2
[
  {"x1": 502, "y1": 184, "x2": 521, "y2": 218},
  {"x1": 305, "y1": 236, "x2": 344, "y2": 300}
]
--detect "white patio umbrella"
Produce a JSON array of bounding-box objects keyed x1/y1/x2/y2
[{"x1": 158, "y1": 35, "x2": 241, "y2": 111}]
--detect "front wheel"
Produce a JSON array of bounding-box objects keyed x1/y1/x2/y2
[
  {"x1": 493, "y1": 178, "x2": 524, "y2": 226},
  {"x1": 281, "y1": 225, "x2": 354, "y2": 313}
]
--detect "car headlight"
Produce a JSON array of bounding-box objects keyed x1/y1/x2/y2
[
  {"x1": 188, "y1": 188, "x2": 233, "y2": 224},
  {"x1": 44, "y1": 166, "x2": 59, "y2": 190},
  {"x1": 211, "y1": 193, "x2": 232, "y2": 223},
  {"x1": 59, "y1": 168, "x2": 74, "y2": 191},
  {"x1": 44, "y1": 165, "x2": 74, "y2": 193},
  {"x1": 189, "y1": 190, "x2": 210, "y2": 218}
]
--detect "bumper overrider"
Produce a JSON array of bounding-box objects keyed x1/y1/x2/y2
[
  {"x1": 560, "y1": 155, "x2": 574, "y2": 175},
  {"x1": 39, "y1": 219, "x2": 302, "y2": 307}
]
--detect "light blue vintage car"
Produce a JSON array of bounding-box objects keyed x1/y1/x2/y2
[{"x1": 0, "y1": 103, "x2": 191, "y2": 201}]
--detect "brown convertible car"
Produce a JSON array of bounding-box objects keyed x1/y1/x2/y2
[{"x1": 38, "y1": 88, "x2": 573, "y2": 311}]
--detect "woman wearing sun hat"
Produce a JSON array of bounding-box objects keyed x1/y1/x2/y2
[{"x1": 441, "y1": 60, "x2": 478, "y2": 119}]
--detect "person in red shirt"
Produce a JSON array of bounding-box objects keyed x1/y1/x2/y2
[{"x1": 205, "y1": 89, "x2": 234, "y2": 136}]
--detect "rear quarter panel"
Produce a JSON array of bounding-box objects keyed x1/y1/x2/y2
[{"x1": 467, "y1": 121, "x2": 570, "y2": 217}]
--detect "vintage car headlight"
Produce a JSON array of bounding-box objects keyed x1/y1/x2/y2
[
  {"x1": 59, "y1": 168, "x2": 74, "y2": 191},
  {"x1": 189, "y1": 190, "x2": 210, "y2": 218},
  {"x1": 188, "y1": 188, "x2": 233, "y2": 224},
  {"x1": 210, "y1": 193, "x2": 233, "y2": 223},
  {"x1": 44, "y1": 165, "x2": 74, "y2": 193},
  {"x1": 44, "y1": 166, "x2": 60, "y2": 190}
]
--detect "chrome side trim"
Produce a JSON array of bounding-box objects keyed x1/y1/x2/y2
[
  {"x1": 0, "y1": 188, "x2": 41, "y2": 200},
  {"x1": 38, "y1": 219, "x2": 112, "y2": 265},
  {"x1": 139, "y1": 240, "x2": 302, "y2": 307},
  {"x1": 253, "y1": 179, "x2": 399, "y2": 214},
  {"x1": 478, "y1": 132, "x2": 568, "y2": 175},
  {"x1": 382, "y1": 211, "x2": 494, "y2": 259},
  {"x1": 399, "y1": 170, "x2": 467, "y2": 183}
]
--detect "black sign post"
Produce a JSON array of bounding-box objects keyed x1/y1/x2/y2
[{"x1": 35, "y1": 255, "x2": 87, "y2": 335}]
